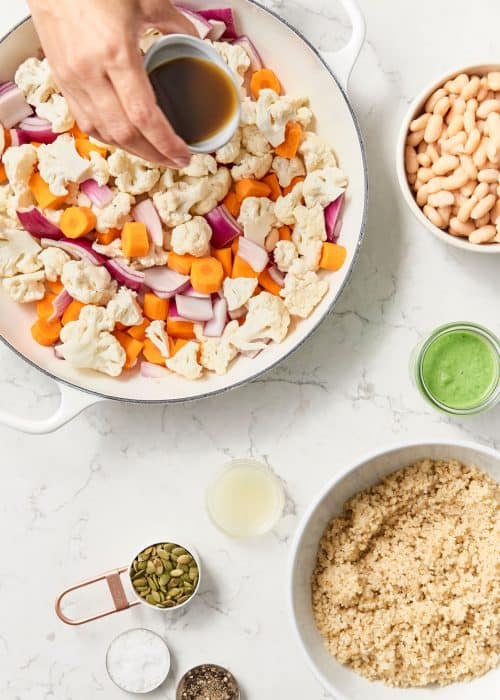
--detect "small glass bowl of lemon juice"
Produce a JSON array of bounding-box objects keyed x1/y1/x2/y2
[{"x1": 206, "y1": 459, "x2": 285, "y2": 538}]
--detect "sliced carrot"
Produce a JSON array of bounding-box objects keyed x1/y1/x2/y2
[
  {"x1": 231, "y1": 238, "x2": 239, "y2": 256},
  {"x1": 250, "y1": 68, "x2": 281, "y2": 99},
  {"x1": 223, "y1": 191, "x2": 241, "y2": 218},
  {"x1": 232, "y1": 255, "x2": 259, "y2": 279},
  {"x1": 143, "y1": 338, "x2": 166, "y2": 365},
  {"x1": 60, "y1": 206, "x2": 97, "y2": 239},
  {"x1": 278, "y1": 225, "x2": 292, "y2": 241},
  {"x1": 114, "y1": 330, "x2": 144, "y2": 369},
  {"x1": 127, "y1": 318, "x2": 150, "y2": 341},
  {"x1": 121, "y1": 221, "x2": 150, "y2": 258},
  {"x1": 70, "y1": 124, "x2": 89, "y2": 140},
  {"x1": 31, "y1": 318, "x2": 61, "y2": 346},
  {"x1": 235, "y1": 179, "x2": 271, "y2": 201},
  {"x1": 3, "y1": 128, "x2": 11, "y2": 149},
  {"x1": 282, "y1": 176, "x2": 305, "y2": 196},
  {"x1": 190, "y1": 256, "x2": 224, "y2": 294},
  {"x1": 0, "y1": 162, "x2": 7, "y2": 184},
  {"x1": 258, "y1": 268, "x2": 281, "y2": 296},
  {"x1": 275, "y1": 121, "x2": 303, "y2": 159},
  {"x1": 167, "y1": 252, "x2": 194, "y2": 275},
  {"x1": 172, "y1": 338, "x2": 189, "y2": 356},
  {"x1": 96, "y1": 228, "x2": 121, "y2": 245},
  {"x1": 62, "y1": 300, "x2": 85, "y2": 325},
  {"x1": 144, "y1": 292, "x2": 169, "y2": 321},
  {"x1": 261, "y1": 173, "x2": 281, "y2": 201},
  {"x1": 75, "y1": 138, "x2": 107, "y2": 159},
  {"x1": 211, "y1": 247, "x2": 232, "y2": 277},
  {"x1": 36, "y1": 293, "x2": 55, "y2": 321},
  {"x1": 253, "y1": 284, "x2": 262, "y2": 296},
  {"x1": 319, "y1": 242, "x2": 347, "y2": 271},
  {"x1": 46, "y1": 279, "x2": 64, "y2": 295},
  {"x1": 166, "y1": 318, "x2": 195, "y2": 340},
  {"x1": 29, "y1": 172, "x2": 67, "y2": 209}
]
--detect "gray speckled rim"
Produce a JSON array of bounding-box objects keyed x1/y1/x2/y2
[{"x1": 0, "y1": 2, "x2": 368, "y2": 405}]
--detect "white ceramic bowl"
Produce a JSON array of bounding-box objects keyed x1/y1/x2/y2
[
  {"x1": 288, "y1": 441, "x2": 500, "y2": 700},
  {"x1": 396, "y1": 64, "x2": 500, "y2": 254}
]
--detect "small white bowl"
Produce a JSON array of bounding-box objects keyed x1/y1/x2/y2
[
  {"x1": 288, "y1": 441, "x2": 500, "y2": 700},
  {"x1": 396, "y1": 63, "x2": 500, "y2": 254}
]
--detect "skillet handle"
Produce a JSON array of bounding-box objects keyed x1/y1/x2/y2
[
  {"x1": 0, "y1": 381, "x2": 102, "y2": 434},
  {"x1": 320, "y1": 0, "x2": 366, "y2": 90}
]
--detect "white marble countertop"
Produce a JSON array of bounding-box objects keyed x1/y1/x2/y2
[{"x1": 0, "y1": 1, "x2": 499, "y2": 698}]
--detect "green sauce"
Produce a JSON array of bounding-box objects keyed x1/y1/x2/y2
[{"x1": 421, "y1": 329, "x2": 499, "y2": 410}]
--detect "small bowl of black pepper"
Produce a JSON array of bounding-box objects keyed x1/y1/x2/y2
[{"x1": 176, "y1": 664, "x2": 240, "y2": 700}]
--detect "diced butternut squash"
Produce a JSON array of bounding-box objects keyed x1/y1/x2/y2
[
  {"x1": 166, "y1": 318, "x2": 195, "y2": 340},
  {"x1": 127, "y1": 318, "x2": 150, "y2": 341},
  {"x1": 167, "y1": 252, "x2": 194, "y2": 275},
  {"x1": 96, "y1": 228, "x2": 121, "y2": 245},
  {"x1": 250, "y1": 68, "x2": 281, "y2": 99},
  {"x1": 231, "y1": 255, "x2": 259, "y2": 279},
  {"x1": 222, "y1": 191, "x2": 241, "y2": 218},
  {"x1": 36, "y1": 293, "x2": 55, "y2": 321},
  {"x1": 319, "y1": 242, "x2": 347, "y2": 271},
  {"x1": 60, "y1": 206, "x2": 97, "y2": 239},
  {"x1": 144, "y1": 292, "x2": 169, "y2": 321},
  {"x1": 261, "y1": 173, "x2": 281, "y2": 201},
  {"x1": 235, "y1": 179, "x2": 271, "y2": 201},
  {"x1": 75, "y1": 138, "x2": 107, "y2": 159},
  {"x1": 258, "y1": 268, "x2": 282, "y2": 296},
  {"x1": 275, "y1": 122, "x2": 303, "y2": 159},
  {"x1": 62, "y1": 300, "x2": 85, "y2": 325},
  {"x1": 211, "y1": 247, "x2": 232, "y2": 277},
  {"x1": 278, "y1": 225, "x2": 292, "y2": 241},
  {"x1": 121, "y1": 221, "x2": 149, "y2": 258},
  {"x1": 46, "y1": 279, "x2": 64, "y2": 295},
  {"x1": 282, "y1": 176, "x2": 305, "y2": 196},
  {"x1": 143, "y1": 338, "x2": 166, "y2": 365},
  {"x1": 29, "y1": 172, "x2": 67, "y2": 209},
  {"x1": 190, "y1": 256, "x2": 224, "y2": 294},
  {"x1": 114, "y1": 330, "x2": 144, "y2": 369}
]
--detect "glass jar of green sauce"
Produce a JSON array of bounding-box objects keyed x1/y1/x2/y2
[{"x1": 413, "y1": 322, "x2": 500, "y2": 415}]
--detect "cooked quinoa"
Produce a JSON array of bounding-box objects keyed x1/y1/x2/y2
[{"x1": 312, "y1": 459, "x2": 500, "y2": 687}]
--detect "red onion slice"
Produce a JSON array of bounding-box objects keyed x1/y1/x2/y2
[
  {"x1": 53, "y1": 345, "x2": 65, "y2": 360},
  {"x1": 238, "y1": 237, "x2": 268, "y2": 273},
  {"x1": 40, "y1": 236, "x2": 107, "y2": 265},
  {"x1": 183, "y1": 284, "x2": 210, "y2": 299},
  {"x1": 197, "y1": 8, "x2": 238, "y2": 38},
  {"x1": 207, "y1": 19, "x2": 227, "y2": 40},
  {"x1": 0, "y1": 82, "x2": 33, "y2": 128},
  {"x1": 18, "y1": 116, "x2": 57, "y2": 144},
  {"x1": 205, "y1": 205, "x2": 242, "y2": 249},
  {"x1": 144, "y1": 267, "x2": 190, "y2": 296},
  {"x1": 48, "y1": 289, "x2": 72, "y2": 321},
  {"x1": 17, "y1": 208, "x2": 62, "y2": 240},
  {"x1": 175, "y1": 294, "x2": 214, "y2": 322},
  {"x1": 233, "y1": 36, "x2": 263, "y2": 72},
  {"x1": 133, "y1": 199, "x2": 163, "y2": 246},
  {"x1": 325, "y1": 193, "x2": 345, "y2": 243},
  {"x1": 175, "y1": 5, "x2": 212, "y2": 38},
  {"x1": 140, "y1": 361, "x2": 170, "y2": 378},
  {"x1": 204, "y1": 297, "x2": 228, "y2": 337},
  {"x1": 80, "y1": 179, "x2": 114, "y2": 208},
  {"x1": 268, "y1": 264, "x2": 284, "y2": 288},
  {"x1": 105, "y1": 259, "x2": 144, "y2": 291}
]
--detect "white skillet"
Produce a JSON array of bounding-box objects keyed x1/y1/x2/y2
[{"x1": 0, "y1": 0, "x2": 368, "y2": 433}]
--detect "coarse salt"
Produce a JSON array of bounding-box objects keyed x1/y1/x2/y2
[{"x1": 106, "y1": 628, "x2": 170, "y2": 693}]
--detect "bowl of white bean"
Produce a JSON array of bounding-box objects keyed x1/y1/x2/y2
[{"x1": 397, "y1": 64, "x2": 500, "y2": 253}]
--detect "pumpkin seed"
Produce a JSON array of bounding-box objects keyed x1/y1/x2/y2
[
  {"x1": 177, "y1": 554, "x2": 192, "y2": 565},
  {"x1": 170, "y1": 569, "x2": 183, "y2": 577},
  {"x1": 167, "y1": 588, "x2": 181, "y2": 599},
  {"x1": 172, "y1": 547, "x2": 187, "y2": 557},
  {"x1": 177, "y1": 595, "x2": 191, "y2": 604},
  {"x1": 159, "y1": 574, "x2": 170, "y2": 587}
]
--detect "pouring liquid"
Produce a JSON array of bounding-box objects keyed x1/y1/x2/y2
[{"x1": 148, "y1": 56, "x2": 238, "y2": 145}]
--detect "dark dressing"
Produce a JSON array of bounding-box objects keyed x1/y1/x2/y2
[{"x1": 149, "y1": 56, "x2": 238, "y2": 145}]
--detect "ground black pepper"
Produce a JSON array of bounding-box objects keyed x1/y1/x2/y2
[{"x1": 177, "y1": 664, "x2": 239, "y2": 700}]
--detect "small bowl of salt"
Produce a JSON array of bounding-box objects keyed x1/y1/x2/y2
[{"x1": 106, "y1": 628, "x2": 171, "y2": 694}]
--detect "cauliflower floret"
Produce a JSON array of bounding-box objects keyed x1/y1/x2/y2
[
  {"x1": 272, "y1": 155, "x2": 306, "y2": 188},
  {"x1": 61, "y1": 260, "x2": 116, "y2": 305},
  {"x1": 280, "y1": 260, "x2": 328, "y2": 318},
  {"x1": 145, "y1": 320, "x2": 170, "y2": 359},
  {"x1": 215, "y1": 129, "x2": 242, "y2": 164},
  {"x1": 92, "y1": 239, "x2": 123, "y2": 258},
  {"x1": 238, "y1": 197, "x2": 276, "y2": 247},
  {"x1": 292, "y1": 204, "x2": 327, "y2": 260},
  {"x1": 130, "y1": 246, "x2": 169, "y2": 270},
  {"x1": 59, "y1": 305, "x2": 126, "y2": 377},
  {"x1": 298, "y1": 132, "x2": 338, "y2": 172},
  {"x1": 230, "y1": 291, "x2": 290, "y2": 351},
  {"x1": 200, "y1": 321, "x2": 239, "y2": 375},
  {"x1": 85, "y1": 151, "x2": 110, "y2": 187},
  {"x1": 179, "y1": 154, "x2": 218, "y2": 178},
  {"x1": 152, "y1": 168, "x2": 178, "y2": 192},
  {"x1": 38, "y1": 246, "x2": 70, "y2": 282},
  {"x1": 274, "y1": 240, "x2": 298, "y2": 273},
  {"x1": 171, "y1": 216, "x2": 212, "y2": 257},
  {"x1": 0, "y1": 228, "x2": 42, "y2": 278},
  {"x1": 106, "y1": 287, "x2": 143, "y2": 327},
  {"x1": 274, "y1": 181, "x2": 304, "y2": 226},
  {"x1": 241, "y1": 125, "x2": 271, "y2": 156},
  {"x1": 94, "y1": 191, "x2": 134, "y2": 233},
  {"x1": 191, "y1": 168, "x2": 232, "y2": 215},
  {"x1": 240, "y1": 98, "x2": 257, "y2": 126},
  {"x1": 108, "y1": 149, "x2": 161, "y2": 195},
  {"x1": 0, "y1": 184, "x2": 19, "y2": 226},
  {"x1": 2, "y1": 144, "x2": 37, "y2": 208},
  {"x1": 213, "y1": 42, "x2": 251, "y2": 87},
  {"x1": 37, "y1": 135, "x2": 91, "y2": 196},
  {"x1": 302, "y1": 167, "x2": 347, "y2": 208},
  {"x1": 223, "y1": 277, "x2": 258, "y2": 311},
  {"x1": 15, "y1": 57, "x2": 57, "y2": 106},
  {"x1": 231, "y1": 152, "x2": 273, "y2": 182},
  {"x1": 153, "y1": 178, "x2": 209, "y2": 227},
  {"x1": 36, "y1": 93, "x2": 74, "y2": 133},
  {"x1": 166, "y1": 340, "x2": 202, "y2": 380},
  {"x1": 256, "y1": 89, "x2": 310, "y2": 147},
  {"x1": 2, "y1": 270, "x2": 45, "y2": 302}
]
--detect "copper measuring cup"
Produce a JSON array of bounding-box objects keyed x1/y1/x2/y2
[{"x1": 55, "y1": 541, "x2": 201, "y2": 626}]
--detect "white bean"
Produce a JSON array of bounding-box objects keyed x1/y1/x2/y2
[
  {"x1": 424, "y1": 114, "x2": 443, "y2": 143},
  {"x1": 476, "y1": 99, "x2": 500, "y2": 119},
  {"x1": 426, "y1": 176, "x2": 448, "y2": 194},
  {"x1": 460, "y1": 154, "x2": 478, "y2": 180},
  {"x1": 469, "y1": 225, "x2": 496, "y2": 243},
  {"x1": 407, "y1": 129, "x2": 425, "y2": 147},
  {"x1": 425, "y1": 88, "x2": 447, "y2": 113},
  {"x1": 447, "y1": 114, "x2": 464, "y2": 136},
  {"x1": 439, "y1": 131, "x2": 466, "y2": 154},
  {"x1": 410, "y1": 113, "x2": 430, "y2": 132},
  {"x1": 443, "y1": 167, "x2": 469, "y2": 190},
  {"x1": 433, "y1": 96, "x2": 451, "y2": 116},
  {"x1": 474, "y1": 182, "x2": 490, "y2": 199},
  {"x1": 438, "y1": 206, "x2": 451, "y2": 227},
  {"x1": 477, "y1": 168, "x2": 499, "y2": 183},
  {"x1": 464, "y1": 128, "x2": 481, "y2": 154},
  {"x1": 417, "y1": 152, "x2": 432, "y2": 167},
  {"x1": 487, "y1": 72, "x2": 500, "y2": 92},
  {"x1": 427, "y1": 190, "x2": 455, "y2": 207},
  {"x1": 461, "y1": 75, "x2": 481, "y2": 100},
  {"x1": 457, "y1": 196, "x2": 477, "y2": 222},
  {"x1": 426, "y1": 144, "x2": 440, "y2": 163},
  {"x1": 416, "y1": 184, "x2": 430, "y2": 206},
  {"x1": 405, "y1": 145, "x2": 418, "y2": 174},
  {"x1": 417, "y1": 167, "x2": 435, "y2": 183},
  {"x1": 449, "y1": 217, "x2": 475, "y2": 237},
  {"x1": 460, "y1": 181, "x2": 476, "y2": 197},
  {"x1": 432, "y1": 154, "x2": 459, "y2": 175},
  {"x1": 445, "y1": 74, "x2": 469, "y2": 94},
  {"x1": 490, "y1": 200, "x2": 500, "y2": 224},
  {"x1": 486, "y1": 112, "x2": 500, "y2": 163},
  {"x1": 473, "y1": 138, "x2": 488, "y2": 167},
  {"x1": 423, "y1": 204, "x2": 444, "y2": 228},
  {"x1": 471, "y1": 194, "x2": 496, "y2": 219}
]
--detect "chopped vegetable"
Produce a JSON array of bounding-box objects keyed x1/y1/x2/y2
[
  {"x1": 250, "y1": 68, "x2": 281, "y2": 99},
  {"x1": 222, "y1": 191, "x2": 241, "y2": 218},
  {"x1": 275, "y1": 121, "x2": 303, "y2": 159},
  {"x1": 18, "y1": 116, "x2": 57, "y2": 144},
  {"x1": 232, "y1": 255, "x2": 258, "y2": 279},
  {"x1": 42, "y1": 236, "x2": 106, "y2": 265},
  {"x1": 204, "y1": 296, "x2": 228, "y2": 337},
  {"x1": 62, "y1": 300, "x2": 85, "y2": 325},
  {"x1": 36, "y1": 293, "x2": 55, "y2": 321},
  {"x1": 324, "y1": 193, "x2": 345, "y2": 242},
  {"x1": 167, "y1": 252, "x2": 195, "y2": 275},
  {"x1": 140, "y1": 361, "x2": 170, "y2": 378},
  {"x1": 231, "y1": 238, "x2": 239, "y2": 256},
  {"x1": 0, "y1": 162, "x2": 6, "y2": 184},
  {"x1": 166, "y1": 318, "x2": 195, "y2": 340},
  {"x1": 80, "y1": 179, "x2": 114, "y2": 208},
  {"x1": 29, "y1": 172, "x2": 67, "y2": 209},
  {"x1": 46, "y1": 279, "x2": 64, "y2": 295},
  {"x1": 233, "y1": 36, "x2": 263, "y2": 72},
  {"x1": 0, "y1": 81, "x2": 33, "y2": 128},
  {"x1": 190, "y1": 256, "x2": 224, "y2": 294},
  {"x1": 197, "y1": 7, "x2": 238, "y2": 38},
  {"x1": 238, "y1": 237, "x2": 268, "y2": 272},
  {"x1": 114, "y1": 330, "x2": 143, "y2": 369},
  {"x1": 105, "y1": 259, "x2": 145, "y2": 291},
  {"x1": 176, "y1": 5, "x2": 212, "y2": 38},
  {"x1": 127, "y1": 318, "x2": 150, "y2": 341},
  {"x1": 144, "y1": 291, "x2": 169, "y2": 321},
  {"x1": 143, "y1": 338, "x2": 166, "y2": 365},
  {"x1": 282, "y1": 176, "x2": 305, "y2": 196},
  {"x1": 121, "y1": 221, "x2": 150, "y2": 258},
  {"x1": 74, "y1": 138, "x2": 107, "y2": 159},
  {"x1": 211, "y1": 247, "x2": 232, "y2": 277},
  {"x1": 278, "y1": 225, "x2": 292, "y2": 241},
  {"x1": 60, "y1": 206, "x2": 97, "y2": 239},
  {"x1": 319, "y1": 242, "x2": 347, "y2": 271},
  {"x1": 132, "y1": 199, "x2": 163, "y2": 246},
  {"x1": 96, "y1": 228, "x2": 121, "y2": 245},
  {"x1": 205, "y1": 205, "x2": 242, "y2": 249},
  {"x1": 176, "y1": 294, "x2": 214, "y2": 322},
  {"x1": 206, "y1": 19, "x2": 226, "y2": 41},
  {"x1": 17, "y1": 208, "x2": 62, "y2": 240},
  {"x1": 261, "y1": 173, "x2": 281, "y2": 201},
  {"x1": 235, "y1": 179, "x2": 271, "y2": 201},
  {"x1": 31, "y1": 318, "x2": 61, "y2": 346},
  {"x1": 48, "y1": 289, "x2": 72, "y2": 321},
  {"x1": 258, "y1": 268, "x2": 282, "y2": 296},
  {"x1": 144, "y1": 267, "x2": 189, "y2": 296}
]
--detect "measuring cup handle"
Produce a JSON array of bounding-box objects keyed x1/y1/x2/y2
[{"x1": 55, "y1": 566, "x2": 140, "y2": 626}]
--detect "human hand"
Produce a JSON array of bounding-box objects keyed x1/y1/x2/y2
[{"x1": 28, "y1": 0, "x2": 195, "y2": 167}]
